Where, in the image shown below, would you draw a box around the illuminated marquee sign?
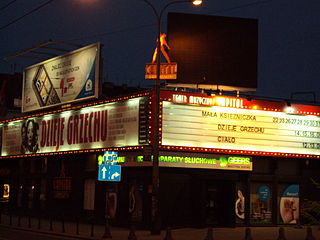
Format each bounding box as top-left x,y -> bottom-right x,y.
145,63 -> 177,80
96,152 -> 252,171
158,153 -> 252,171
172,93 -> 244,108
161,92 -> 320,157
1,97 -> 143,156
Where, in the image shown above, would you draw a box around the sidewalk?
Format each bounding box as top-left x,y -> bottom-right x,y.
0,214 -> 319,240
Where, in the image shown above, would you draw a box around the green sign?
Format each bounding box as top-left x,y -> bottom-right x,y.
97,153 -> 252,171
158,155 -> 251,170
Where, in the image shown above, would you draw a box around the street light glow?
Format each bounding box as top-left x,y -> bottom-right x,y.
192,0 -> 202,5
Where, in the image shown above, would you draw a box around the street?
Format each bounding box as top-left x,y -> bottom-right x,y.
0,226 -> 81,240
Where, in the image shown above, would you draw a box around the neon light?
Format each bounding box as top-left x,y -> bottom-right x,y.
98,155 -> 104,165
117,157 -> 125,163
137,156 -> 144,162
228,156 -> 251,165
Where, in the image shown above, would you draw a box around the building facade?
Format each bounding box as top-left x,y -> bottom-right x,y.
0,90 -> 320,228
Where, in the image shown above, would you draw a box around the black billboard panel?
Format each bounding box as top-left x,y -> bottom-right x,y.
167,13 -> 258,91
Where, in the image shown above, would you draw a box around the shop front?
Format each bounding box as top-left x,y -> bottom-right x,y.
0,90 -> 320,228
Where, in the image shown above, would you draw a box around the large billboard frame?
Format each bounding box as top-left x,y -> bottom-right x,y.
167,12 -> 258,92
0,91 -> 151,158
22,43 -> 101,113
159,91 -> 320,159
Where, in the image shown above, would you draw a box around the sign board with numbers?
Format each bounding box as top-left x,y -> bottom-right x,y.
160,91 -> 320,158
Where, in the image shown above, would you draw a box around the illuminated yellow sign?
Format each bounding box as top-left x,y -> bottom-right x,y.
159,155 -> 252,171
172,94 -> 244,108
162,101 -> 320,156
3,184 -> 9,198
145,63 -> 177,80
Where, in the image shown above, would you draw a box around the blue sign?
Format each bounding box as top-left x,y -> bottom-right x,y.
282,184 -> 299,198
258,186 -> 271,201
98,151 -> 121,181
98,164 -> 121,182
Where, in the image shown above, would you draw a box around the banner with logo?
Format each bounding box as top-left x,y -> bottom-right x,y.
250,184 -> 272,224
279,184 -> 299,224
22,43 -> 100,113
1,97 -> 142,156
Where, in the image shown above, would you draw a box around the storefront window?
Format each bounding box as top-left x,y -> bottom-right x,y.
235,183 -> 246,224
250,183 -> 272,224
278,184 -> 299,224
129,182 -> 143,223
40,178 -> 46,210
83,179 -> 95,210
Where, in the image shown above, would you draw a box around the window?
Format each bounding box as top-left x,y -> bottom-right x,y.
83,179 -> 95,210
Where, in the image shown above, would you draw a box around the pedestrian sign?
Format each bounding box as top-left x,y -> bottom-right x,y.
98,164 -> 121,181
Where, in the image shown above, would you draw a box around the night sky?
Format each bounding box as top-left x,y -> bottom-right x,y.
0,0 -> 319,101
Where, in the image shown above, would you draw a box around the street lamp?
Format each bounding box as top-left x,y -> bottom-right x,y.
140,0 -> 202,234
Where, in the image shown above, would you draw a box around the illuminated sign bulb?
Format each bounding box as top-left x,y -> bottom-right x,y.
284,106 -> 295,113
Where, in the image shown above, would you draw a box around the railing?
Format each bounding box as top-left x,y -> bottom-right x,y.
0,211 -> 318,240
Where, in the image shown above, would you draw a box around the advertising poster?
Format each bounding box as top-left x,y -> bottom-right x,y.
128,182 -> 143,223
1,97 -> 142,156
0,124 -> 2,155
250,184 -> 272,224
3,184 -> 9,198
279,184 -> 299,224
106,192 -> 117,219
22,43 -> 100,113
235,183 -> 246,224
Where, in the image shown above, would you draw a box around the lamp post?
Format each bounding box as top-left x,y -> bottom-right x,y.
140,0 -> 202,234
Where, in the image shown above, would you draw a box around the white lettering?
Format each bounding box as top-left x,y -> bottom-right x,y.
173,94 -> 187,104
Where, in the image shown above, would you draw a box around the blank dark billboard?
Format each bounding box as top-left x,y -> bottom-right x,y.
167,13 -> 258,90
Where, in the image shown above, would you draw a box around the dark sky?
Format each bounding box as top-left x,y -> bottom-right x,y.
0,0 -> 319,101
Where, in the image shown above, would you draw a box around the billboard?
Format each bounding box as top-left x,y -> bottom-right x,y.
22,43 -> 100,113
161,91 -> 320,157
1,97 -> 144,156
167,13 -> 258,91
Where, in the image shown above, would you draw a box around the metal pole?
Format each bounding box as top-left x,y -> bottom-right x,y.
102,189 -> 112,239
28,215 -> 31,228
90,220 -> 94,237
50,216 -> 53,231
38,215 -> 41,229
140,0 -> 201,235
151,16 -> 161,235
61,214 -> 65,233
76,217 -> 79,235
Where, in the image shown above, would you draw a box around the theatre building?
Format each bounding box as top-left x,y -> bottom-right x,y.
0,90 -> 320,228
